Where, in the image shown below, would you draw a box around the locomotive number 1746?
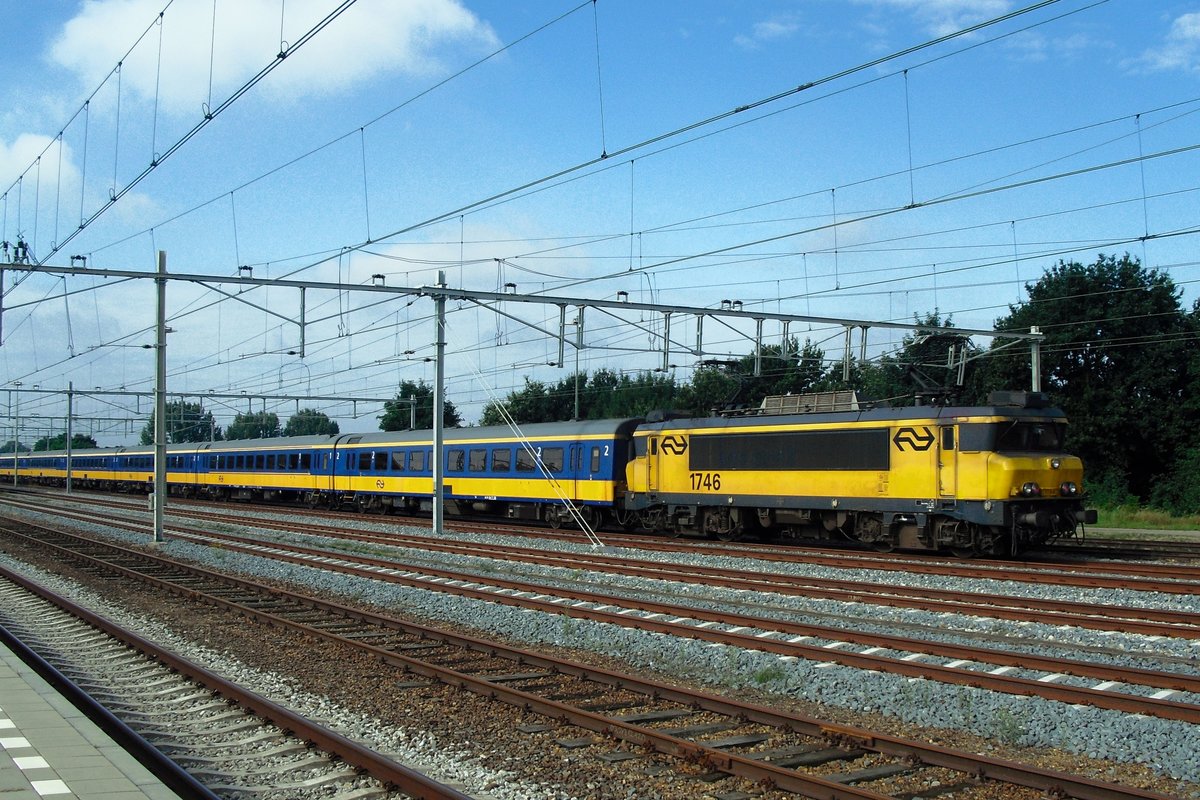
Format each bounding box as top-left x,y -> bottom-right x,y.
689,472 -> 721,491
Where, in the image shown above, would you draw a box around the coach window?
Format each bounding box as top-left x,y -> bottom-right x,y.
357,451 -> 371,471
516,449 -> 537,472
447,449 -> 465,472
542,447 -> 564,473
255,454 -> 265,470
491,448 -> 511,472
267,453 -> 277,470
391,451 -> 405,471
373,451 -> 388,471
469,448 -> 487,472
409,450 -> 425,472
287,453 -> 298,470
590,446 -> 601,473
301,453 -> 312,470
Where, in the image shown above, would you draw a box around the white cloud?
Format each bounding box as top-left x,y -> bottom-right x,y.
49,0 -> 499,117
735,13 -> 802,49
1129,11 -> 1200,73
1,133 -> 82,252
859,0 -> 1013,38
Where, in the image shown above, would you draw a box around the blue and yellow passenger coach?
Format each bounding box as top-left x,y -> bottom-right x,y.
6,419 -> 641,530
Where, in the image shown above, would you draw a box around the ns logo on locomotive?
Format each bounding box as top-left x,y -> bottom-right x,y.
8,389 -> 1096,557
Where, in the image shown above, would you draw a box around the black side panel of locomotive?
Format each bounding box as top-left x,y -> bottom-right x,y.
689,429 -> 890,471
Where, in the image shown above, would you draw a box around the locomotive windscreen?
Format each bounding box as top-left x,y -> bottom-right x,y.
689,429 -> 889,471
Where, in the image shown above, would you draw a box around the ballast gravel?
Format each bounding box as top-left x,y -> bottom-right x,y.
6,501 -> 1200,792
0,552 -> 540,800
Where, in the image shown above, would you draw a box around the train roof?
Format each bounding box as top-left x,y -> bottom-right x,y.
640,403 -> 1068,432
333,418 -> 643,446
197,435 -> 337,451
24,419 -> 645,459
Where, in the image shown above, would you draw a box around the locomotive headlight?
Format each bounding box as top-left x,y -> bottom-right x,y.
1050,458 -> 1061,469
1059,481 -> 1078,496
1020,481 -> 1041,497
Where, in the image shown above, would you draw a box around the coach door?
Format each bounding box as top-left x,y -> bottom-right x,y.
567,443 -> 583,500
938,425 -> 957,499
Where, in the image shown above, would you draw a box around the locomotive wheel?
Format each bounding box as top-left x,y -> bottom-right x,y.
702,508 -> 741,542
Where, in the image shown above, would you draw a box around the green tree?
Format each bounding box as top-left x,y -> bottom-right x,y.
33,433 -> 99,451
480,370 -> 680,425
848,313 -> 974,405
283,408 -> 340,436
675,338 -> 831,415
379,380 -> 461,431
0,440 -> 29,453
140,401 -> 221,444
225,411 -> 281,441
979,253 -> 1192,502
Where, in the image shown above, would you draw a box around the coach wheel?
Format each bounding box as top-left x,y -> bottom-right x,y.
577,505 -> 601,531
542,505 -> 562,530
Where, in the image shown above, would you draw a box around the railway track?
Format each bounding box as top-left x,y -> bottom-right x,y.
13,485 -> 1200,585
3,493 -> 1198,721
1041,535 -> 1200,561
0,513 -> 1178,800
0,566 -> 473,800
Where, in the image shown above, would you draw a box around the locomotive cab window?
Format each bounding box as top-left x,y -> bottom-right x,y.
962,421 -> 1067,453
941,427 -> 955,451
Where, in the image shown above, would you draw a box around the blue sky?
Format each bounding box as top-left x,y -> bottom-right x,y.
1,0 -> 1198,442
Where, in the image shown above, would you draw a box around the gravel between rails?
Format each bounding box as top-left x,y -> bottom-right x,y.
3,500 -> 1199,797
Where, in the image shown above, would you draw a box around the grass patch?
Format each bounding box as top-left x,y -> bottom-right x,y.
1095,505 -> 1200,534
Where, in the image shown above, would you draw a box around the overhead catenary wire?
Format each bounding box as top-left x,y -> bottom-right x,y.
9,0 -> 1200,431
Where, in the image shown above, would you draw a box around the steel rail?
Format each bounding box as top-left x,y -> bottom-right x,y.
25,492 -> 1195,636
0,519 -> 1174,800
0,563 -> 473,800
0,621 -> 222,800
3,502 -> 1197,718
155,521 -> 1200,724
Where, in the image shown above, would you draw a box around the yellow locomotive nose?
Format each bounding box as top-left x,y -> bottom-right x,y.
990,453 -> 1085,499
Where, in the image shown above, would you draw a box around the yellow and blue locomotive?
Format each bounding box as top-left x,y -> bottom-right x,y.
621,390 -> 1096,555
